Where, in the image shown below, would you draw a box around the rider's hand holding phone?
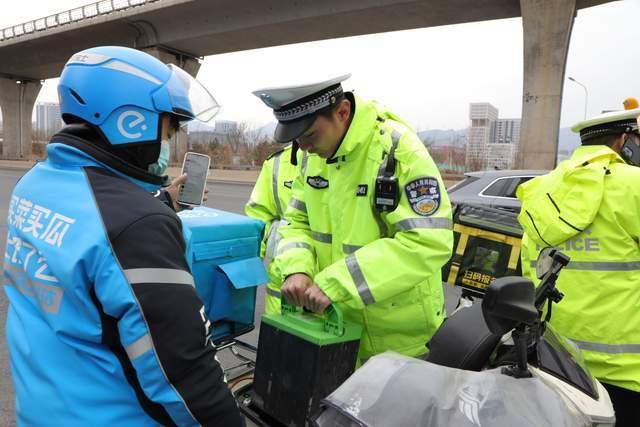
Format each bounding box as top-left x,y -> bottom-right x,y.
177,152 -> 211,207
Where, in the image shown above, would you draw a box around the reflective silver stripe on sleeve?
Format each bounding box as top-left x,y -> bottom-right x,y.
311,231 -> 332,243
529,260 -> 640,271
277,241 -> 313,255
264,220 -> 285,261
301,152 -> 309,175
569,338 -> 640,355
125,334 -> 153,360
289,198 -> 307,213
265,287 -> 282,299
346,254 -> 375,305
342,244 -> 362,254
124,268 -> 194,286
272,152 -> 284,218
395,217 -> 453,232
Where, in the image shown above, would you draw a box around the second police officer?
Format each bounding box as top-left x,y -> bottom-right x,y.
518,106 -> 640,426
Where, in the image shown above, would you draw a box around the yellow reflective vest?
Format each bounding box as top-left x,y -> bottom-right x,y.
245,144 -> 297,315
518,145 -> 640,392
271,95 -> 453,361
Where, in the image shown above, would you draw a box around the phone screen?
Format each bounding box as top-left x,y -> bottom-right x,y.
178,153 -> 210,206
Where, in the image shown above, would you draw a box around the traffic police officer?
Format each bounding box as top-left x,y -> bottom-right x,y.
518,107 -> 640,426
245,143 -> 298,314
253,74 -> 453,362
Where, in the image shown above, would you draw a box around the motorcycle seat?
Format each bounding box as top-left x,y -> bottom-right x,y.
425,302 -> 501,371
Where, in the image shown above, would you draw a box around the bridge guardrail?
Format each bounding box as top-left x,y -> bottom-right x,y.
0,0 -> 161,42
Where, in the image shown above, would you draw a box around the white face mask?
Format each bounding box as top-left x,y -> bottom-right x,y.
148,140 -> 170,176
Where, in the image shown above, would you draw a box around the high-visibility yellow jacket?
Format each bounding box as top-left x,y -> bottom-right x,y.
271,95 -> 453,361
245,144 -> 297,315
518,145 -> 640,392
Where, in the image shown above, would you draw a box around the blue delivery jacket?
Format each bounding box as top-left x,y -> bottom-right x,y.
2,125 -> 243,426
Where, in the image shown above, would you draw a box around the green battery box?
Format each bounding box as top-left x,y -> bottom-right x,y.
251,303 -> 362,426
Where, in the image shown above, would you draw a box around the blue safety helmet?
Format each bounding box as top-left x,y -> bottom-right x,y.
58,46 -> 219,146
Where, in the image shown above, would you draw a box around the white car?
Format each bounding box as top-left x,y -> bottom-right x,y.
448,170 -> 547,212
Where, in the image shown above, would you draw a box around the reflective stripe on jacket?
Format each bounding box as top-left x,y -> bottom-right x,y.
519,145 -> 640,392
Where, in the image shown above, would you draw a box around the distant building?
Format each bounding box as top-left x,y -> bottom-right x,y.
214,120 -> 238,135
466,103 -> 498,170
188,120 -> 240,147
487,118 -> 521,169
466,103 -> 521,170
494,118 -> 521,145
486,143 -> 515,170
35,102 -> 62,139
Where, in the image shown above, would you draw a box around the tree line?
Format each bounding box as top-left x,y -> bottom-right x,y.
26,122 -> 468,174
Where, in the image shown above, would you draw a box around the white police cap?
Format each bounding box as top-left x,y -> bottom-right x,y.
571,107 -> 640,142
252,74 -> 351,142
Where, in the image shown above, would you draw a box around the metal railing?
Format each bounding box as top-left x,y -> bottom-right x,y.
0,0 -> 161,42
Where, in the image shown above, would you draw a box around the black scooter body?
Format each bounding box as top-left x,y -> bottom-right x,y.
426,300 -> 598,400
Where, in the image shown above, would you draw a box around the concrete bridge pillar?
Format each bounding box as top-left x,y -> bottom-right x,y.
516,0 -> 576,170
0,78 -> 42,160
143,47 -> 202,165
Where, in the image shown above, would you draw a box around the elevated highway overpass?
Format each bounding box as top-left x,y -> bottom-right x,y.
0,0 -> 618,167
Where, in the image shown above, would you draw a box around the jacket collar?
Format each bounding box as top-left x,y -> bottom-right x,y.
571,144 -> 624,163
327,94 -> 379,162
47,130 -> 163,193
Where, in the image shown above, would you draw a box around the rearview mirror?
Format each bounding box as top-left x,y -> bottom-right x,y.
482,277 -> 538,335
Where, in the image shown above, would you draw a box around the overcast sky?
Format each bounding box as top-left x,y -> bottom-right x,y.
1,0 -> 638,131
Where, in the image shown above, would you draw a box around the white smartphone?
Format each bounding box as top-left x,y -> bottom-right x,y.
177,152 -> 211,207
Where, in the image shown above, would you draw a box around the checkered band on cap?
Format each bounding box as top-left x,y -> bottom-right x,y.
274,85 -> 343,122
580,119 -> 638,141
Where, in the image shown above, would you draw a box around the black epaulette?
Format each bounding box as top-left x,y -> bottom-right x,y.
266,143 -> 292,161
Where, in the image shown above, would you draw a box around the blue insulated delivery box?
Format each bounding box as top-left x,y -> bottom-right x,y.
179,207 -> 268,343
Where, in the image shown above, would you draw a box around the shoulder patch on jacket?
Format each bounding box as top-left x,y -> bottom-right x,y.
405,177 -> 440,216
307,176 -> 329,189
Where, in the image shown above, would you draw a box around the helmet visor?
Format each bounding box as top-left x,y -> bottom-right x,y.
164,64 -> 220,123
